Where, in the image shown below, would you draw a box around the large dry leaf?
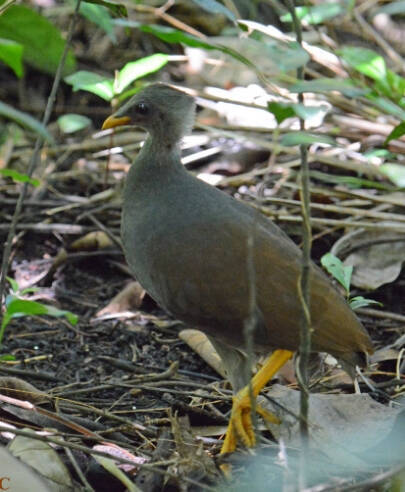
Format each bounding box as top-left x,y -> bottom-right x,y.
96,281 -> 145,317
263,385 -> 404,465
0,446 -> 53,492
8,432 -> 74,491
69,231 -> 113,251
0,377 -> 49,405
331,225 -> 405,289
179,328 -> 225,377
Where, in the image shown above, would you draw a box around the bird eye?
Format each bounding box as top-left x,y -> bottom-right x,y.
136,102 -> 148,115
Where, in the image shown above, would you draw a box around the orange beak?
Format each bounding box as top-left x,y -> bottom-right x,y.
102,115 -> 131,130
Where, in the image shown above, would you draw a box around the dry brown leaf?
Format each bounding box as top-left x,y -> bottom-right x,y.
97,281 -> 145,317
179,329 -> 226,378
0,447 -> 53,492
331,225 -> 405,289
263,384 -> 403,463
0,377 -> 49,405
69,231 -> 113,251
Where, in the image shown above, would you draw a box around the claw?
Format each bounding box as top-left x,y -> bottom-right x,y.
219,349 -> 293,457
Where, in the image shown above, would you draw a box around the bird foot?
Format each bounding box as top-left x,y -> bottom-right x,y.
220,386 -> 280,455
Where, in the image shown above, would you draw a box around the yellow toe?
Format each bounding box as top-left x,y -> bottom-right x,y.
219,349 -> 293,458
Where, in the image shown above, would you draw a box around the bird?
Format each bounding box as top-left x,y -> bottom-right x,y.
102,83 -> 373,455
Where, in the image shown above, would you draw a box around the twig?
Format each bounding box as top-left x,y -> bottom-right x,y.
285,0 -> 312,488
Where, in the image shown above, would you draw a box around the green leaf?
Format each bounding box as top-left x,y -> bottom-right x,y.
290,78 -> 367,98
264,40 -> 309,73
385,69 -> 405,100
191,0 -> 236,21
5,298 -> 76,321
116,53 -> 169,94
82,0 -> 127,18
134,23 -> 217,49
384,121 -> 405,146
364,148 -> 393,160
280,131 -> 336,147
0,298 -> 77,345
349,296 -> 382,310
65,71 -> 114,101
0,101 -> 54,143
57,114 -> 91,134
0,38 -> 24,77
0,169 -> 40,186
20,287 -> 41,295
294,105 -> 328,121
267,102 -> 326,125
80,3 -> 116,42
379,163 -> 405,187
267,102 -> 295,125
281,3 -> 346,25
340,46 -> 387,84
0,354 -> 16,361
309,170 -> 393,190
2,297 -> 77,329
6,277 -> 19,293
120,22 -> 260,72
321,253 -> 352,295
368,95 -> 405,120
0,5 -> 76,76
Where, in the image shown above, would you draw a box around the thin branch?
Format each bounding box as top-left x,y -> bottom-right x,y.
285,0 -> 312,488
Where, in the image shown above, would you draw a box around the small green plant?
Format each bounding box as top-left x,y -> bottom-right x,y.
0,278 -> 78,353
321,253 -> 381,310
64,53 -> 169,103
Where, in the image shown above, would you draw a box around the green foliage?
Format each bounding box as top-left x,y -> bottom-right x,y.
118,22 -> 308,75
191,0 -> 236,22
267,102 -> 296,125
0,5 -> 76,76
281,3 -> 347,25
280,132 -> 336,147
82,0 -> 127,18
384,122 -> 405,146
340,46 -> 405,104
65,71 -> 114,101
341,46 -> 388,83
0,169 -> 40,186
349,296 -> 382,310
321,253 -> 352,295
0,278 -> 78,348
309,170 -> 394,191
379,163 -> 405,187
268,101 -> 328,125
65,53 -> 169,101
135,23 -> 221,50
80,3 -> 116,42
290,78 -> 367,98
0,38 -> 23,77
57,114 -> 91,134
321,253 -> 380,309
0,102 -> 54,143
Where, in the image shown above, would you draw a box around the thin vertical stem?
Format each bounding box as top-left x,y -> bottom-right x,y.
285,0 -> 312,487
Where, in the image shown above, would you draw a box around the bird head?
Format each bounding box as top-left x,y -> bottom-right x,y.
102,83 -> 195,147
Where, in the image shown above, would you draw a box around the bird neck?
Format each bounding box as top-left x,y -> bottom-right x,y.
141,135 -> 182,166
124,134 -> 186,204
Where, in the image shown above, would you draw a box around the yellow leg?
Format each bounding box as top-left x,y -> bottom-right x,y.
220,349 -> 293,455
